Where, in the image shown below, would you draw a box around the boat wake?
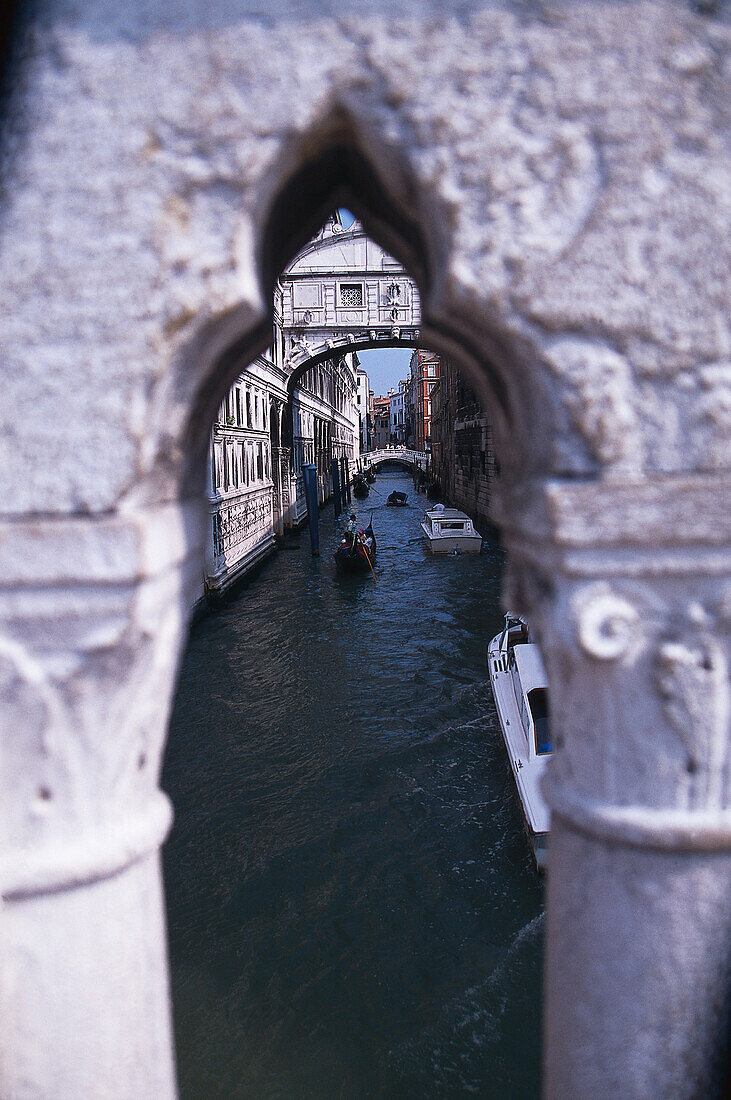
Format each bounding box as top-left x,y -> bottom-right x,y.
387,912 -> 545,1096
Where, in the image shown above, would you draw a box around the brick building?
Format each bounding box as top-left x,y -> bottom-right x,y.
408,349 -> 440,450
430,359 -> 496,537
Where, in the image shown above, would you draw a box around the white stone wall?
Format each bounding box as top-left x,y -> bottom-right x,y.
0,2 -> 728,1097
205,353 -> 286,597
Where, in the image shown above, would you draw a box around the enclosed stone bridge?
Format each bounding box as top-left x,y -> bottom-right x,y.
277,213 -> 421,391
358,447 -> 428,475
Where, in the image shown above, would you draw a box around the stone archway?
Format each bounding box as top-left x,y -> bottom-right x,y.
1,4 -> 728,1098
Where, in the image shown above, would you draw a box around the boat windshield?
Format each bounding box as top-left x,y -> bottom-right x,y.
439,521 -> 466,530
528,688 -> 552,754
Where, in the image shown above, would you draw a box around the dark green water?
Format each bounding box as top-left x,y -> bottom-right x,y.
162,468 -> 544,1099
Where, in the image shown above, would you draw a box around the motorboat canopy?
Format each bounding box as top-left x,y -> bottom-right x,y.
420,506 -> 482,554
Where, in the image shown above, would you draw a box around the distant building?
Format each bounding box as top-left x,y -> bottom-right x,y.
389,379 -> 409,443
409,349 -> 440,450
372,392 -> 392,449
356,366 -> 371,452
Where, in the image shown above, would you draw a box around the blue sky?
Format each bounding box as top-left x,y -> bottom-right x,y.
357,348 -> 413,398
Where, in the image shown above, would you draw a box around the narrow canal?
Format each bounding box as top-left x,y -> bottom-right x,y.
162,467 -> 544,1098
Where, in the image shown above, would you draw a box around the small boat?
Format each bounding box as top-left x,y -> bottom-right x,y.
334,522 -> 377,575
353,474 -> 370,498
366,468 -> 376,483
487,614 -> 551,870
420,505 -> 482,554
386,491 -> 408,507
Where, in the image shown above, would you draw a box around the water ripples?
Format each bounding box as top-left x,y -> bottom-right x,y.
163,471 -> 544,1098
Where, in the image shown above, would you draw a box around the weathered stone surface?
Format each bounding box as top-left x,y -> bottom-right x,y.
0,1 -> 728,1097
1,1 -> 728,513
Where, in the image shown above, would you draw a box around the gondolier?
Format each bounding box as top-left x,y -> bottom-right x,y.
344,512 -> 360,547
334,513 -> 377,577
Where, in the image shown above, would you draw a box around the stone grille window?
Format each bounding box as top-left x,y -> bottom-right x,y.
339,283 -> 364,307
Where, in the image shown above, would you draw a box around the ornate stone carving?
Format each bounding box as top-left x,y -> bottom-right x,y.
543,338 -> 643,473
0,632 -> 174,899
656,603 -> 728,806
0,634 -> 69,844
574,584 -> 641,662
292,333 -> 311,356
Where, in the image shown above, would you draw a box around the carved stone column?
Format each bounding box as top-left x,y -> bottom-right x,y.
0,501 -> 205,1098
498,473 -> 731,1099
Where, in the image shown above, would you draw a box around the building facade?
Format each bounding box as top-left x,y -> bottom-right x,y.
205,353 -> 287,600
371,393 -> 392,449
409,349 -> 441,451
356,366 -> 371,452
276,212 -> 421,376
430,359 -> 496,537
389,380 -> 408,443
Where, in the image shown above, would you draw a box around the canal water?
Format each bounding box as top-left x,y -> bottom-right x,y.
162,467 -> 544,1099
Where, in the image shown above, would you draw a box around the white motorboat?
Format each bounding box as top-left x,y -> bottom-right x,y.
487,614 -> 552,869
420,506 -> 483,554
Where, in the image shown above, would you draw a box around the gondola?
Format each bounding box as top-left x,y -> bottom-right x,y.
334,521 -> 377,575
386,490 -> 408,506
353,474 -> 370,498
365,468 -> 376,482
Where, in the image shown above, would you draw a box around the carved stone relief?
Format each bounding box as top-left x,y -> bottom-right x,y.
573,584 -> 643,664
0,634 -> 71,853
542,338 -> 644,474
656,603 -> 729,809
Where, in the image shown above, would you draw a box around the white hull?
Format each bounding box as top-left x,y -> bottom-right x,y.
487,629 -> 550,870
420,523 -> 483,554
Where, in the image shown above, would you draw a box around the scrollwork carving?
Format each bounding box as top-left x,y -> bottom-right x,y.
574,584 -> 640,662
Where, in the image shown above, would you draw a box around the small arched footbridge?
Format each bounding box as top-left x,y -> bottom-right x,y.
357,447 -> 428,475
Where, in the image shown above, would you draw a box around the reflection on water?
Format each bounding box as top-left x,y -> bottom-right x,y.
162,469 -> 544,1098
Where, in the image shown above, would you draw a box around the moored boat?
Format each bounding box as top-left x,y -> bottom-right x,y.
365,468 -> 376,483
334,521 -> 377,575
386,491 -> 408,506
487,614 -> 551,869
420,505 -> 482,554
353,474 -> 370,498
